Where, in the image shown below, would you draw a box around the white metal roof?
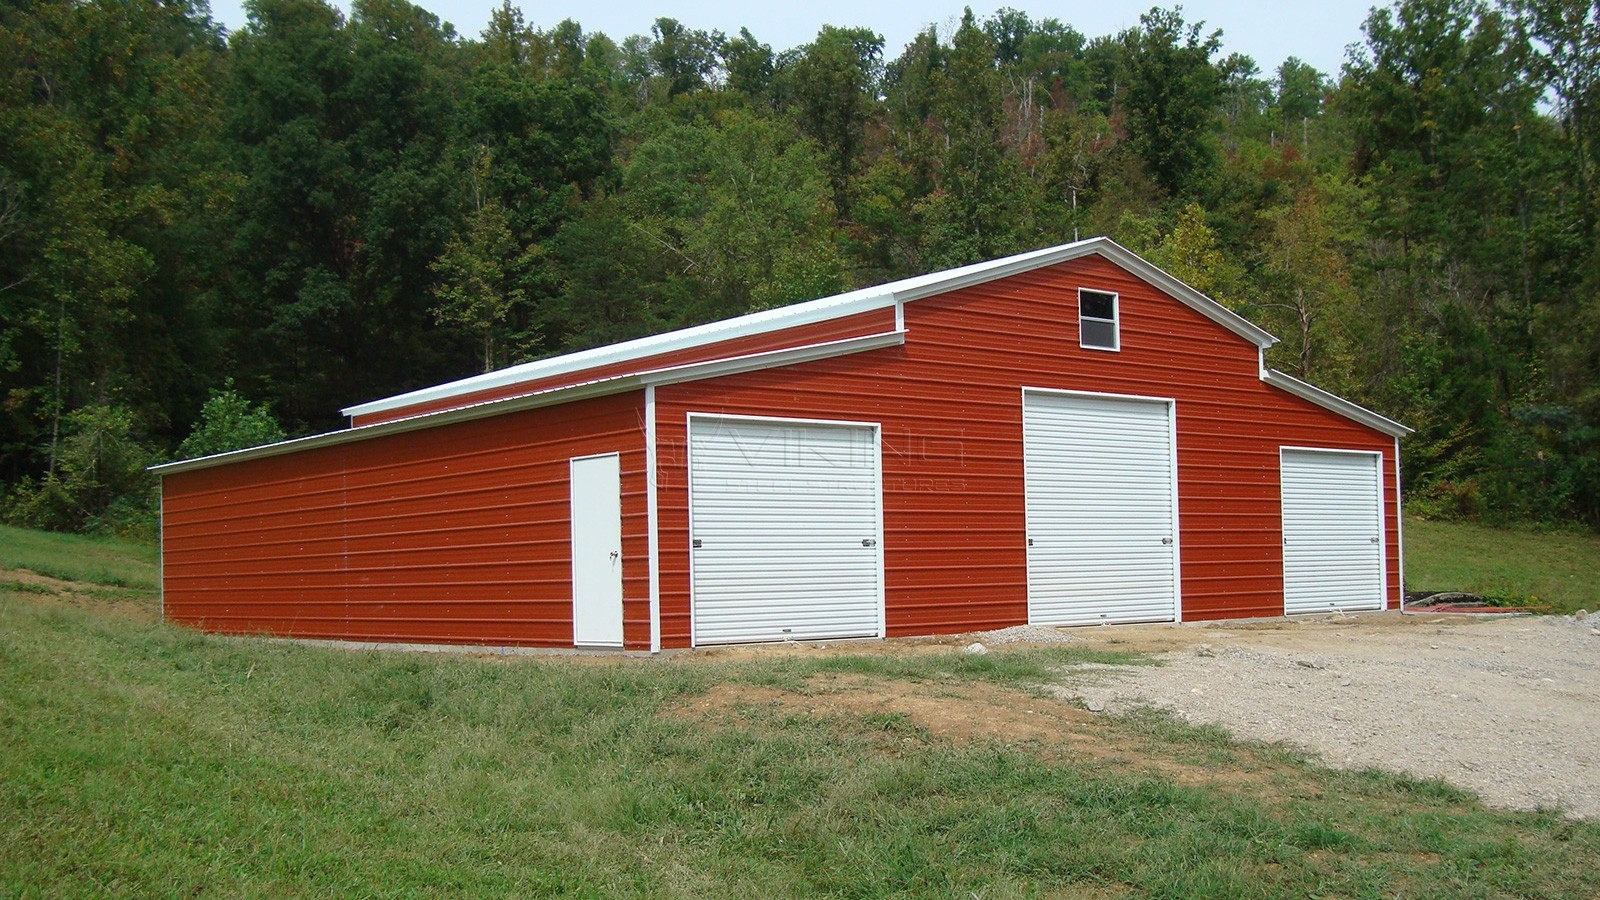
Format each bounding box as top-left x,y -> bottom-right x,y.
341,237 -> 1279,419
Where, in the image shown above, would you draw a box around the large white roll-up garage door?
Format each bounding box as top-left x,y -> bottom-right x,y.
689,416 -> 883,645
1280,448 -> 1385,614
1023,390 -> 1179,625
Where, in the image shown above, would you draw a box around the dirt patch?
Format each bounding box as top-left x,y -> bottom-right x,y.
671,672 -> 1295,795
679,673 -> 1097,743
0,567 -> 159,624
1056,611 -> 1600,819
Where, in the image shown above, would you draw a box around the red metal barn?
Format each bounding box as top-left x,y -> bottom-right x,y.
154,238 -> 1409,651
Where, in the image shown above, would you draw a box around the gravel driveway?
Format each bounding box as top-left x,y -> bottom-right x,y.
1052,611 -> 1600,819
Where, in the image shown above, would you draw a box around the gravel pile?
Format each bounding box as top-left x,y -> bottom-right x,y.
1055,614 -> 1600,819
974,624 -> 1086,645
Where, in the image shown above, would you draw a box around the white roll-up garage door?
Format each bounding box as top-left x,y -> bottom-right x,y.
689,416 -> 883,645
1023,390 -> 1179,625
1280,448 -> 1385,614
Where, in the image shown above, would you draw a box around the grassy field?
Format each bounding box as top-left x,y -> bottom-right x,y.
1403,516 -> 1600,612
3,525 -> 1599,896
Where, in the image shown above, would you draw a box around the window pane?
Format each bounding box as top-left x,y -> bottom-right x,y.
1082,318 -> 1117,349
1081,291 -> 1115,321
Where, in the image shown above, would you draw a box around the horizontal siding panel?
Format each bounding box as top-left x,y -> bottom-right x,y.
162,391 -> 650,649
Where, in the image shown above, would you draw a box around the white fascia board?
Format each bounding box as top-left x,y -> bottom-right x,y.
153,330 -> 906,476
1262,368 -> 1412,438
342,291 -> 899,418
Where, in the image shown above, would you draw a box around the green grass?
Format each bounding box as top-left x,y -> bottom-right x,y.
1404,515 -> 1600,613
3,524 -> 1598,896
0,523 -> 158,591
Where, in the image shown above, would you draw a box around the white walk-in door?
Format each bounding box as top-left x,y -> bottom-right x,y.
1024,390 -> 1179,625
571,453 -> 624,647
1281,448 -> 1385,614
689,416 -> 883,645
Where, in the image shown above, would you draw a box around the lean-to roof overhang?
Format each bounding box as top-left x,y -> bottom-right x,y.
153,329 -> 906,475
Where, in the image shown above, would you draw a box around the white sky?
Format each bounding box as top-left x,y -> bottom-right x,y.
205,0 -> 1385,78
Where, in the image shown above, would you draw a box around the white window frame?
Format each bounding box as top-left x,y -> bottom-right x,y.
1077,287 -> 1120,352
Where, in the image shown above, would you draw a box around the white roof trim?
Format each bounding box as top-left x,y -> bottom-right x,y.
1262,368 -> 1411,437
342,291 -> 898,418
154,330 -> 906,476
343,236 -> 1277,419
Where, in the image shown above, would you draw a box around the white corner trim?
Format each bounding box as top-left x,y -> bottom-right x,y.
1394,435 -> 1406,611
151,330 -> 906,476
1262,369 -> 1411,438
645,384 -> 661,654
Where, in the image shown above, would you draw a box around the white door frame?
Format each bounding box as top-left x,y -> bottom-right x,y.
685,412 -> 886,647
571,452 -> 624,648
1278,445 -> 1387,614
1020,386 -> 1183,625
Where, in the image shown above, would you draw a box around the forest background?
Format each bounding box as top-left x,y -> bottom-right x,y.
1,0 -> 1597,536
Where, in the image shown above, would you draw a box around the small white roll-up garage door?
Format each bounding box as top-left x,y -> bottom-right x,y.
1281,448 -> 1385,614
1023,390 -> 1179,625
689,416 -> 883,645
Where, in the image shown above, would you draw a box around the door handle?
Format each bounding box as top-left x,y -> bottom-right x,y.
1161,537 -> 1173,545
609,550 -> 620,560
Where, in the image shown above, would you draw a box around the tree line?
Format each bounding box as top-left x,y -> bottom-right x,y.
1,0 -> 1597,534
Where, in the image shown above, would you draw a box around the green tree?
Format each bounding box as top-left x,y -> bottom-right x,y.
919,9 -> 1033,268
224,0 -> 464,429
612,110 -> 845,325
780,25 -> 883,212
0,0 -> 230,484
177,381 -> 289,460
1255,180 -> 1361,381
430,150 -> 541,372
1120,7 -> 1222,197
5,403 -> 159,535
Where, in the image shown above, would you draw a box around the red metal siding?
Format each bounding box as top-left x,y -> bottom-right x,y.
351,306 -> 898,426
653,255 -> 1400,647
162,391 -> 650,648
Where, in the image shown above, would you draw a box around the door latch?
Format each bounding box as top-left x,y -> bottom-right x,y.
1161,537 -> 1173,545
1027,538 -> 1035,547
862,538 -> 877,548
692,539 -> 702,548
1370,536 -> 1380,544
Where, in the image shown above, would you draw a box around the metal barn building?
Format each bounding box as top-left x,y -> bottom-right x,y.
154,238 -> 1409,651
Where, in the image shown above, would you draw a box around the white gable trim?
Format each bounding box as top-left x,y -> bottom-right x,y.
1262,368 -> 1411,438
343,237 -> 1277,420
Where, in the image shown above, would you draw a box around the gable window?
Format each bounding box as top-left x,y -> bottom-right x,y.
1079,288 -> 1119,351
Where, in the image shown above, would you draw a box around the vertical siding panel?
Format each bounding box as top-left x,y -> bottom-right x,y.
162,391 -> 649,649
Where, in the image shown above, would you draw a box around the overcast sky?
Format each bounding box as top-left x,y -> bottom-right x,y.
205,0 -> 1385,79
